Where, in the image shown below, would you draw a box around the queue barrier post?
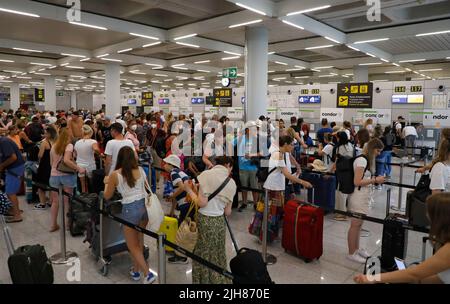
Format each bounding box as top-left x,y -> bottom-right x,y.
391,161 -> 405,212
385,187 -> 391,217
262,189 -> 277,265
157,233 -> 167,284
50,185 -> 78,264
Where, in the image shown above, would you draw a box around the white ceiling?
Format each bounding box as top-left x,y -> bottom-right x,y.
0,0 -> 449,91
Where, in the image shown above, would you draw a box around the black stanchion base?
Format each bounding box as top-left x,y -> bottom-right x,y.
50,251 -> 78,265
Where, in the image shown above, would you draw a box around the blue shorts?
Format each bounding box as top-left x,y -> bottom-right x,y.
120,198 -> 148,226
49,174 -> 77,189
5,164 -> 25,195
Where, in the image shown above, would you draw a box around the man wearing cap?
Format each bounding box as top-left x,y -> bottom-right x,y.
68,110 -> 83,141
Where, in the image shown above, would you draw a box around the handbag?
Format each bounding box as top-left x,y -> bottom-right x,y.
0,191 -> 12,215
144,179 -> 164,232
175,202 -> 198,257
56,151 -> 77,174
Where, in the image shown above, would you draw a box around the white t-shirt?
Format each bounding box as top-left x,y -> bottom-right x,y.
74,139 -> 97,169
337,143 -> 354,158
199,196 -> 226,217
344,129 -> 351,141
430,162 -> 450,192
403,126 -> 418,138
116,167 -> 147,205
395,122 -> 402,131
105,139 -> 135,174
263,150 -> 286,191
354,156 -> 372,181
322,143 -> 335,169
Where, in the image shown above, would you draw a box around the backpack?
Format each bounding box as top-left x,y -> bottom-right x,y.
411,164 -> 436,202
256,151 -> 286,183
154,135 -> 168,159
335,149 -> 369,194
385,132 -> 396,147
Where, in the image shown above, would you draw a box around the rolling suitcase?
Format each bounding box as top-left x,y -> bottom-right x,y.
301,171 -> 336,212
158,216 -> 178,252
380,214 -> 408,271
282,189 -> 324,262
225,216 -> 273,284
1,215 -> 54,284
405,190 -> 430,228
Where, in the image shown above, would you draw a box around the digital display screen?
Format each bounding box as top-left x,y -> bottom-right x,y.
191,97 -> 205,104
158,98 -> 170,105
127,99 -> 137,105
299,95 -> 321,104
392,94 -> 423,104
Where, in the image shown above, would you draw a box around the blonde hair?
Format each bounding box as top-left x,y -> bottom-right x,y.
363,138 -> 384,174
54,127 -> 71,155
82,124 -> 93,136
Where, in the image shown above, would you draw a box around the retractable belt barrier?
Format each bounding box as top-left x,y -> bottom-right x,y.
32,181 -> 238,283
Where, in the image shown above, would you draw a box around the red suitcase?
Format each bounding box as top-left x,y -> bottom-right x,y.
282,194 -> 324,262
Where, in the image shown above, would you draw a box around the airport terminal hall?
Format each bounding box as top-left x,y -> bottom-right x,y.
1,0 -> 450,288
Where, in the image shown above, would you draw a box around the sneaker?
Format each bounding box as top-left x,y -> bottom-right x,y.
33,203 -> 47,210
168,255 -> 188,264
347,252 -> 366,264
143,271 -> 157,284
357,248 -> 370,259
333,214 -> 347,221
129,267 -> 141,281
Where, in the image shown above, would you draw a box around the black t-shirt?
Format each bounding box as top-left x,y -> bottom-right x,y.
291,125 -> 301,133
0,137 -> 25,169
101,126 -> 112,149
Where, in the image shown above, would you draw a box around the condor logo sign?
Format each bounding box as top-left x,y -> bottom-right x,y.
433,115 -> 448,119
423,110 -> 450,127
320,108 -> 344,122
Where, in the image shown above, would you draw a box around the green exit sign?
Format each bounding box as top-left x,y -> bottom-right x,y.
223,67 -> 238,79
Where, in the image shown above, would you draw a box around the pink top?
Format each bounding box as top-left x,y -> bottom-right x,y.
50,143 -> 74,176
125,131 -> 140,149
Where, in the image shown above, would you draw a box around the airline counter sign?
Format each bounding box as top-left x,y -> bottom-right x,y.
320,108 -> 344,123
337,82 -> 373,108
422,110 -> 450,127
357,109 -> 391,125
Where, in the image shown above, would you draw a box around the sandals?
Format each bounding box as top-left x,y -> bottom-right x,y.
49,225 -> 60,232
5,217 -> 23,223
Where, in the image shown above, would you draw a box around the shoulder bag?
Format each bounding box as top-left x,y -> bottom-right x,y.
144,175 -> 164,232
56,149 -> 77,174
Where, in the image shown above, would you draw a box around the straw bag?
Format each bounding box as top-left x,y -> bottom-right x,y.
175,202 -> 198,257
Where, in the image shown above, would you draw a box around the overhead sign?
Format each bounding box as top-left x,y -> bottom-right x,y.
301,89 -> 309,94
141,92 -> 153,106
337,82 -> 373,108
223,67 -> 237,79
206,96 -> 218,106
410,85 -> 422,93
35,88 -> 44,102
277,108 -> 300,121
311,89 -> 320,95
356,109 -> 392,125
213,88 -> 232,107
422,109 -> 450,127
394,86 -> 406,93
320,108 -> 344,123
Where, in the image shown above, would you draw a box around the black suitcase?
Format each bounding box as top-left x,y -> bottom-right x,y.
69,193 -> 98,237
225,217 -> 273,284
406,191 -> 430,228
381,214 -> 408,271
8,244 -> 54,284
91,169 -> 105,194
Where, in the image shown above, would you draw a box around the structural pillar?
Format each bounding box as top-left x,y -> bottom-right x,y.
353,66 -> 369,83
244,26 -> 268,122
44,76 -> 56,111
105,63 -> 121,118
70,90 -> 77,109
10,83 -> 20,110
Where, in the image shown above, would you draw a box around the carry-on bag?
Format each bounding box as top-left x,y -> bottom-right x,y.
282,188 -> 324,262
301,171 -> 336,212
380,214 -> 408,271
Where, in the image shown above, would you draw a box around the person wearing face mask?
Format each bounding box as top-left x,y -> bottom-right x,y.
146,116 -> 166,182
125,119 -> 141,152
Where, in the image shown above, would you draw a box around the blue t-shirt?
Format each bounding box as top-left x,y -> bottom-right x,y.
316,127 -> 333,144
233,136 -> 258,171
0,137 -> 25,169
170,168 -> 190,205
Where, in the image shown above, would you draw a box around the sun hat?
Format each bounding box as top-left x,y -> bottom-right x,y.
163,154 -> 181,169
311,159 -> 328,172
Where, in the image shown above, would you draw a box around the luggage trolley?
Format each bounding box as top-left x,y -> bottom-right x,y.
89,192 -> 149,276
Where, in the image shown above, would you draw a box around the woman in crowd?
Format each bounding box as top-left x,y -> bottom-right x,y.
301,123 -> 314,147
125,119 -> 141,152
363,118 -> 374,136
378,126 -> 395,178
49,127 -> 86,232
192,156 -> 237,284
417,128 -> 450,174
7,125 -> 23,151
355,128 -> 370,155
34,126 -> 58,209
429,138 -> 450,194
347,138 -> 385,263
355,192 -> 450,284
103,146 -> 156,284
74,125 -> 100,193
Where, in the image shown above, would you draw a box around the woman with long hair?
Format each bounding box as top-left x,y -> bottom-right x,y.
355,192 -> 450,284
355,128 -> 370,155
346,138 -> 385,263
429,138 -> 450,194
103,146 -> 156,284
49,127 -> 86,232
34,126 -> 58,209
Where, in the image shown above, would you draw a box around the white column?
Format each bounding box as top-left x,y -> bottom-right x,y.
10,83 -> 20,110
353,66 -> 369,82
105,63 -> 121,118
244,26 -> 268,122
70,90 -> 77,109
44,76 -> 56,111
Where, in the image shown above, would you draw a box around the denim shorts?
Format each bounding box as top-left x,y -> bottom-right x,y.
49,174 -> 77,189
5,164 -> 25,195
120,198 -> 148,226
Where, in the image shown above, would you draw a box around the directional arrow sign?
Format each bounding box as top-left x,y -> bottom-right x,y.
223,67 -> 238,79
229,67 -> 237,78
342,86 -> 349,93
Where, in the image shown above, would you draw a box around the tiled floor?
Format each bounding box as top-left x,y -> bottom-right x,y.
0,160 -> 431,284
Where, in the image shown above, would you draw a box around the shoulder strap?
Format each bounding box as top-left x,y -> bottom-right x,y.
208,176 -> 231,201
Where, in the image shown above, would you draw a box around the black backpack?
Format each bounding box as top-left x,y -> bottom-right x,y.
336,149 -> 369,194
411,165 -> 435,202
230,248 -> 273,284
155,135 -> 168,159
256,151 -> 285,183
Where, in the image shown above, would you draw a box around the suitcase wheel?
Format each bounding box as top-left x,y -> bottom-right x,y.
99,265 -> 109,276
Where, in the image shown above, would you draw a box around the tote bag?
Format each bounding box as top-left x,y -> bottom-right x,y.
144,180 -> 164,232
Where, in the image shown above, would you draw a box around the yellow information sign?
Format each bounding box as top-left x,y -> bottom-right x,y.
338,96 -> 349,106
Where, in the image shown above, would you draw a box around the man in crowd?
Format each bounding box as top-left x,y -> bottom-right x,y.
67,110 -> 83,141
104,123 -> 136,175
316,118 -> 333,145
